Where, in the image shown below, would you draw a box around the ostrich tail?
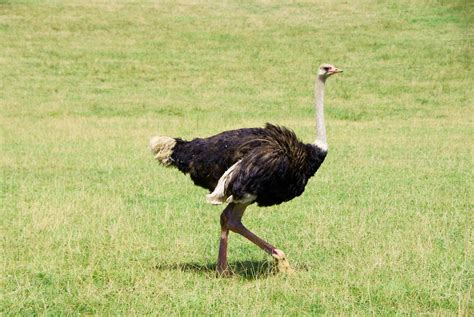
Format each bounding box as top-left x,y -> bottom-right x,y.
149,136 -> 177,166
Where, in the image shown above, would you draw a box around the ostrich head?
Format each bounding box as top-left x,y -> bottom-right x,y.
318,64 -> 343,79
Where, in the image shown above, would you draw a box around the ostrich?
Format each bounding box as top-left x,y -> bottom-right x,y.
149,64 -> 342,275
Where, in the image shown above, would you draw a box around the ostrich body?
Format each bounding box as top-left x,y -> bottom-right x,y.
150,64 -> 342,275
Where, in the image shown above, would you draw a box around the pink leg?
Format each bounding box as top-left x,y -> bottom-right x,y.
216,204 -> 232,276
227,205 -> 276,254
216,228 -> 230,275
224,203 -> 294,273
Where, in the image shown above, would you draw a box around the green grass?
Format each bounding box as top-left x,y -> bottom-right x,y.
1,0 -> 472,315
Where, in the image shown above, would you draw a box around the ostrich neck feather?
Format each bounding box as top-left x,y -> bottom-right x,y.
314,75 -> 327,152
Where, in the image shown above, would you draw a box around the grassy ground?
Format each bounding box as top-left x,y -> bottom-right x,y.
1,0 -> 472,315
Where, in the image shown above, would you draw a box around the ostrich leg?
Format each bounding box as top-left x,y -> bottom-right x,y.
225,203 -> 294,273
216,204 -> 233,276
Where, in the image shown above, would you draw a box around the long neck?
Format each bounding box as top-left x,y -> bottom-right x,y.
314,75 -> 328,152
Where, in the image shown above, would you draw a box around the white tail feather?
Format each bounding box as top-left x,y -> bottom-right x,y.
149,136 -> 176,166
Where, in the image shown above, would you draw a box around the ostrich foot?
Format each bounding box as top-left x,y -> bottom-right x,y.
216,266 -> 232,278
272,249 -> 295,274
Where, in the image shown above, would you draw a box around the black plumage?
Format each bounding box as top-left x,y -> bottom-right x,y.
170,123 -> 327,206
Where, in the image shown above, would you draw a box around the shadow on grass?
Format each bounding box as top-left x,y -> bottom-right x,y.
155,260 -> 282,279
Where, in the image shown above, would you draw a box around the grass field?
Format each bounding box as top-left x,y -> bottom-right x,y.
1,0 -> 473,315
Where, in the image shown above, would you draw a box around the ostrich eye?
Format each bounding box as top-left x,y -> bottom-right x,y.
322,67 -> 330,72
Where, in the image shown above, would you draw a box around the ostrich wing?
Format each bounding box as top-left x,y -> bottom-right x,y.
226,144 -> 310,207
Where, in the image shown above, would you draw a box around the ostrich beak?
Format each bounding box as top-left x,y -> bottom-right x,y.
331,68 -> 343,74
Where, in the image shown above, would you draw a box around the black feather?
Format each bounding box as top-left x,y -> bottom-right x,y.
169,123 -> 326,207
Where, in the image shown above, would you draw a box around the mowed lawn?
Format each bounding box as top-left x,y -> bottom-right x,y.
1,0 -> 472,315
